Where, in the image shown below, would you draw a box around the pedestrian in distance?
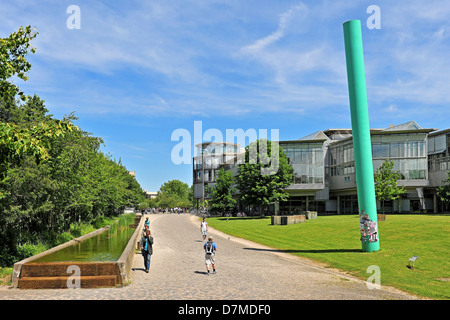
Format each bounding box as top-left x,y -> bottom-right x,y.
140,229 -> 154,273
200,217 -> 208,241
204,236 -> 217,275
142,224 -> 149,238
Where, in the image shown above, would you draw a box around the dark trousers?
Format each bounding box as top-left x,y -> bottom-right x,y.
143,251 -> 151,271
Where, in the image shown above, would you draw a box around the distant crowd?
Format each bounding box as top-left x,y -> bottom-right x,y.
136,207 -> 251,217
143,207 -> 189,214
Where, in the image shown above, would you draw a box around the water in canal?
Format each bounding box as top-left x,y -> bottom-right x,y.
31,225 -> 137,263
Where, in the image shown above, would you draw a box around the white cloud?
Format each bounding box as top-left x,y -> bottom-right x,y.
1,0 -> 450,127
241,3 -> 307,54
385,104 -> 398,112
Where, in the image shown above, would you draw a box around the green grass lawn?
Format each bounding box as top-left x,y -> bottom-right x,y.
206,214 -> 450,300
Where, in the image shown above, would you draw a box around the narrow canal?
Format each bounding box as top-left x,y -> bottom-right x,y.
30,225 -> 137,263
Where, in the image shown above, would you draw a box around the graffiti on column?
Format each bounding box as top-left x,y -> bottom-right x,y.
360,213 -> 378,244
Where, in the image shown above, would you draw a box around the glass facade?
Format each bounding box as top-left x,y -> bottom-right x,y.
372,133 -> 428,180
196,143 -> 240,156
192,123 -> 449,213
329,140 -> 355,177
428,133 -> 450,172
329,133 -> 428,180
193,143 -> 242,183
280,143 -> 324,184
279,196 -> 325,215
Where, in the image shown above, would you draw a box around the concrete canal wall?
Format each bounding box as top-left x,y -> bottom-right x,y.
12,214 -> 143,289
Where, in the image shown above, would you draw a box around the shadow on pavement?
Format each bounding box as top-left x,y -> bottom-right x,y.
243,247 -> 361,254
194,271 -> 209,275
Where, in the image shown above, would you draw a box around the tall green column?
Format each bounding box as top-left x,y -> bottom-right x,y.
343,20 -> 380,252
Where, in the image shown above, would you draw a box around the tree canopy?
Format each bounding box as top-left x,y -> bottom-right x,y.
153,179 -> 192,209
207,168 -> 236,215
236,139 -> 294,212
0,27 -> 146,266
0,25 -> 37,106
436,171 -> 450,212
374,159 -> 406,214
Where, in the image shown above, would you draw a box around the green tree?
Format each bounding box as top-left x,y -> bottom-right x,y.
156,179 -> 192,208
158,180 -> 192,208
0,27 -> 147,266
0,26 -> 74,180
436,171 -> 450,212
154,191 -> 179,209
236,139 -> 294,214
207,168 -> 237,216
0,120 -> 74,179
159,179 -> 191,199
374,159 -> 406,214
1,25 -> 38,113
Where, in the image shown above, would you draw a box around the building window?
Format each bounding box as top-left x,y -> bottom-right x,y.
281,143 -> 324,184
372,143 -> 390,158
390,143 -> 399,157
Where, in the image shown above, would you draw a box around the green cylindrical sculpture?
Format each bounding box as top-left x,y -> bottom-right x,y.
343,20 -> 380,252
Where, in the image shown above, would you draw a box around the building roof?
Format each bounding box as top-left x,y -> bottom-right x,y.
279,131 -> 330,145
319,121 -> 437,146
429,128 -> 450,137
323,128 -> 352,134
322,121 -> 428,136
195,142 -> 240,147
374,121 -> 436,135
383,120 -> 421,131
298,130 -> 330,141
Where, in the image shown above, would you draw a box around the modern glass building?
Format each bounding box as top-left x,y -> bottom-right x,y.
427,128 -> 450,212
277,121 -> 447,214
327,121 -> 432,214
193,121 -> 449,214
278,121 -> 449,214
192,142 -> 243,208
279,131 -> 329,214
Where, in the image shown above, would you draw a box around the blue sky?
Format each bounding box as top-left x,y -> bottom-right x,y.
1,0 -> 450,192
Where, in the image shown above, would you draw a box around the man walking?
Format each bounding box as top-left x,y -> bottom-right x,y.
200,217 -> 208,241
203,236 -> 217,275
140,229 -> 154,273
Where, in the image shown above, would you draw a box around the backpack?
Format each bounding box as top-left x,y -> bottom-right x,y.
205,241 -> 214,254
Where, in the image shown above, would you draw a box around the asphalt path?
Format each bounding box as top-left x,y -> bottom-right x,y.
0,214 -> 419,300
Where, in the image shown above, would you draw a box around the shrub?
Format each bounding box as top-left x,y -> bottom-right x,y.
55,232 -> 73,245
70,223 -> 95,238
118,213 -> 135,228
93,216 -> 109,229
16,242 -> 48,261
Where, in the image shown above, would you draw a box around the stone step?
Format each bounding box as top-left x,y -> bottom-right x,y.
18,275 -> 118,289
21,262 -> 119,278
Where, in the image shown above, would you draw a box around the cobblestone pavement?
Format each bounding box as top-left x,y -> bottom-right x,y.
0,214 -> 420,300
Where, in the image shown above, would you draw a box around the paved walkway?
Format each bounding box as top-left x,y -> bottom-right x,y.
0,214 -> 419,300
